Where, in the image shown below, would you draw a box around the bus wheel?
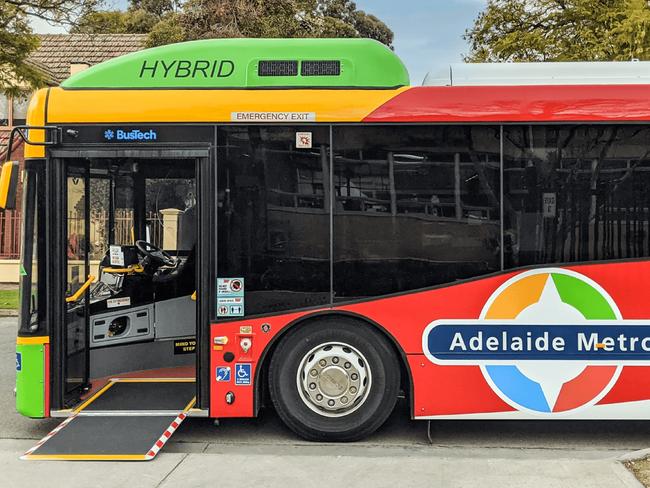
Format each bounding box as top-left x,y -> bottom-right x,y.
268,317 -> 400,442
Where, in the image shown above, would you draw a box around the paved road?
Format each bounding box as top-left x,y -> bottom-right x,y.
0,317 -> 645,487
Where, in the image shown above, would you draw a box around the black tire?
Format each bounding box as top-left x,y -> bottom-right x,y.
268,316 -> 400,442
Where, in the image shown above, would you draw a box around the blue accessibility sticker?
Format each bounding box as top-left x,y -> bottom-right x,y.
235,363 -> 251,386
216,366 -> 231,382
16,352 -> 22,372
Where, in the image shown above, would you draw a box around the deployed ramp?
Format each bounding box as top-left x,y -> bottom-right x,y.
22,379 -> 195,461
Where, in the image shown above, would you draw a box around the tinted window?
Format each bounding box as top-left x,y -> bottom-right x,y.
504,125 -> 650,267
217,126 -> 330,316
332,126 -> 501,300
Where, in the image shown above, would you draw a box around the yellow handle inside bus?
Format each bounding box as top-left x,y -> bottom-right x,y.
66,275 -> 95,303
0,161 -> 20,210
102,264 -> 145,274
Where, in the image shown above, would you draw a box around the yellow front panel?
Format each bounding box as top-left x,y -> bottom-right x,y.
24,88 -> 49,159
46,87 -> 407,123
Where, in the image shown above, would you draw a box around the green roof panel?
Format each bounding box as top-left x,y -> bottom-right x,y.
61,38 -> 410,89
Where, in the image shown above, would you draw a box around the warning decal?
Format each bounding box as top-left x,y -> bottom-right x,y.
217,278 -> 245,317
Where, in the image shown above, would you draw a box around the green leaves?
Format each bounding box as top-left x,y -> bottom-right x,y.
1,0 -> 98,94
465,0 -> 650,62
73,0 -> 394,49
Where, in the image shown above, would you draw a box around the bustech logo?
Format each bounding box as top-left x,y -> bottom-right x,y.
103,128 -> 157,141
422,268 -> 650,414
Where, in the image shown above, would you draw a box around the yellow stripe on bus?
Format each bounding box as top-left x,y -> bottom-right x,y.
16,336 -> 50,345
45,87 -> 408,124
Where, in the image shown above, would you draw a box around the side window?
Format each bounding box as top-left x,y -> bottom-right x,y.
503,125 -> 650,267
217,126 -> 331,317
332,125 -> 501,300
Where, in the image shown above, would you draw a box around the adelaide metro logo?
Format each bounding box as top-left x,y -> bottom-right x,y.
422,268 -> 650,414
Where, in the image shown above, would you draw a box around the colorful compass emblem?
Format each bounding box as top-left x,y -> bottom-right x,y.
478,268 -> 621,413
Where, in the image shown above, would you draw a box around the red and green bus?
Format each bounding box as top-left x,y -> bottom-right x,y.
8,38 -> 650,458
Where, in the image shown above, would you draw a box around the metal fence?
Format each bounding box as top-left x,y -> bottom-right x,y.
0,210 -> 21,259
0,210 -> 165,260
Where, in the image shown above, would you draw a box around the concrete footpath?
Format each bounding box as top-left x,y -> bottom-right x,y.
1,438 -> 643,488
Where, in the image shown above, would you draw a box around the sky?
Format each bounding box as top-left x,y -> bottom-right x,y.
30,0 -> 487,85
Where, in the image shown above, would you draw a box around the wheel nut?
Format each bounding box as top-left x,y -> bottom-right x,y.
341,396 -> 348,404
344,362 -> 351,369
328,400 -> 335,407
309,383 -> 316,390
319,359 -> 327,367
349,386 -> 357,394
310,369 -> 318,377
316,394 -> 323,401
351,373 -> 358,380
332,357 -> 339,364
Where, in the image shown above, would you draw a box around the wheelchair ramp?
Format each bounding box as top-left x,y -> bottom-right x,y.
22,379 -> 195,461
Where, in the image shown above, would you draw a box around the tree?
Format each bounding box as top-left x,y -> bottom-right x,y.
74,0 -> 394,49
72,0 -> 179,35
464,0 -> 650,62
1,0 -> 97,95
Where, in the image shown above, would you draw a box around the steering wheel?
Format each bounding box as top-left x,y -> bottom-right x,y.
135,240 -> 178,267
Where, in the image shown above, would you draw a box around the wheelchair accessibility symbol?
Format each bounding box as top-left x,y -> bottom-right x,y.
235,363 -> 251,385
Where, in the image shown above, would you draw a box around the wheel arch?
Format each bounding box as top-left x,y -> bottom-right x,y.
254,310 -> 414,417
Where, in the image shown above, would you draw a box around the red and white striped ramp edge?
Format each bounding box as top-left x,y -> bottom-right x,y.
21,410 -> 189,461
21,414 -> 79,459
145,410 -> 188,460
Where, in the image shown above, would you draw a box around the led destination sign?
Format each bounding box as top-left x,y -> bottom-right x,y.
423,321 -> 650,363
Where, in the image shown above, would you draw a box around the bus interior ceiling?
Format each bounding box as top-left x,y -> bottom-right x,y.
65,157 -> 198,400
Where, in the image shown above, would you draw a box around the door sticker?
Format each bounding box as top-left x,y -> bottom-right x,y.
217,278 -> 244,317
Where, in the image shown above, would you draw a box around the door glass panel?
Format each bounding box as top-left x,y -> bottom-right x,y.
65,170 -> 89,396
18,169 -> 42,334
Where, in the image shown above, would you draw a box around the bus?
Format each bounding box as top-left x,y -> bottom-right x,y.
8,38 -> 650,459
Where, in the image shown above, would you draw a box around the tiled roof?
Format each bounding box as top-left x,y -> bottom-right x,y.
29,34 -> 147,84
24,59 -> 58,85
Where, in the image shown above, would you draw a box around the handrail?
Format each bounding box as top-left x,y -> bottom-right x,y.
65,275 -> 95,303
3,125 -> 62,163
102,264 -> 144,274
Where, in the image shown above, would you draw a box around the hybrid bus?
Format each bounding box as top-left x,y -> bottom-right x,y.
7,38 -> 650,459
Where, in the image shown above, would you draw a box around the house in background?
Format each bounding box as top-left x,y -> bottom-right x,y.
0,34 -> 146,282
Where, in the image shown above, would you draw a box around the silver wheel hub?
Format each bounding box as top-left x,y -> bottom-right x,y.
297,342 -> 371,417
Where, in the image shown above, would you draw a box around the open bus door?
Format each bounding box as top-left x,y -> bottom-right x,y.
22,151 -> 211,460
